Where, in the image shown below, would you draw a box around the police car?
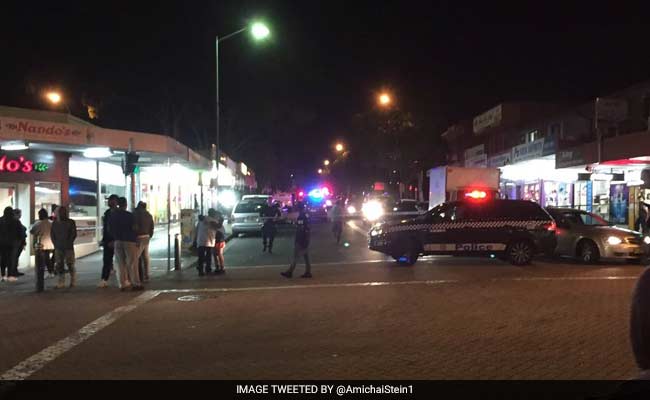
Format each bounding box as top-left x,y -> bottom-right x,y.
368,195 -> 557,266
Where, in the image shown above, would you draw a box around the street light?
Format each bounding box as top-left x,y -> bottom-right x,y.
324,159 -> 330,166
46,92 -> 61,104
215,20 -> 270,203
378,92 -> 392,107
335,143 -> 344,152
317,168 -> 323,174
44,91 -> 71,114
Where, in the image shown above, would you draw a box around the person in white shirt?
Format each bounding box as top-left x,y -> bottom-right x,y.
30,208 -> 55,279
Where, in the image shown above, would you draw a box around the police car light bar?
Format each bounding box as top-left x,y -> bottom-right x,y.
465,190 -> 487,199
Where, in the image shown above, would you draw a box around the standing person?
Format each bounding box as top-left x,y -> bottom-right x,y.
194,212 -> 216,276
261,202 -> 281,253
13,209 -> 27,277
98,194 -> 119,288
0,207 -> 22,282
636,196 -> 648,234
51,206 -> 77,289
134,201 -> 154,283
30,209 -> 55,280
212,209 -> 226,274
281,202 -> 312,278
109,197 -> 142,291
329,199 -> 344,244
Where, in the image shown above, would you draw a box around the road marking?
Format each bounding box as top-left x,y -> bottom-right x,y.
159,279 -> 459,294
492,276 -> 639,282
0,290 -> 161,381
224,258 -> 390,269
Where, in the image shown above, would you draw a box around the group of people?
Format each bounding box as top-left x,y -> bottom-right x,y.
100,195 -> 154,291
193,208 -> 226,276
2,205 -> 77,288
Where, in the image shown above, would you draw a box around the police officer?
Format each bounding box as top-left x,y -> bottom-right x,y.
281,202 -> 312,278
261,201 -> 281,253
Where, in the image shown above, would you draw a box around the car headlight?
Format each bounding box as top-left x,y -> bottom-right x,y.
644,236 -> 650,245
607,236 -> 623,245
370,228 -> 383,237
362,200 -> 384,222
347,205 -> 357,214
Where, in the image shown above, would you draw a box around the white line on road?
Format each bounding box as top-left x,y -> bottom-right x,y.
0,290 -> 161,381
492,276 -> 639,282
225,258 -> 390,269
159,279 -> 459,294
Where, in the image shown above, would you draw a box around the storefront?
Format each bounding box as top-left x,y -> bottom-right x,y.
0,106 -> 214,266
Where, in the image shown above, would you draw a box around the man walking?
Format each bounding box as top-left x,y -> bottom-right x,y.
134,201 -> 154,282
51,206 -> 77,289
329,199 -> 344,244
98,194 -> 119,288
109,197 -> 143,291
0,207 -> 23,282
261,202 -> 281,253
281,202 -> 312,278
30,209 -> 55,289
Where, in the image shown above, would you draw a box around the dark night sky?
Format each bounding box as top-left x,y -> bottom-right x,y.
2,2 -> 650,185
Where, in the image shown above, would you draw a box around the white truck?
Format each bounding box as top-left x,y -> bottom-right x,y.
428,166 -> 500,209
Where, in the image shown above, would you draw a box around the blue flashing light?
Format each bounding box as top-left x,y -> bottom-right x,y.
398,256 -> 409,263
308,188 -> 323,199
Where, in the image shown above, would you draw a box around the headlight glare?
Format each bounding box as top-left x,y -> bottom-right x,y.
644,236 -> 650,245
607,236 -> 623,245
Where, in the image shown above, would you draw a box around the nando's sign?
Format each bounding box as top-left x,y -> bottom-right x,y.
0,154 -> 49,173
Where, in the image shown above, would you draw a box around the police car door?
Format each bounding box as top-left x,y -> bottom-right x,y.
452,202 -> 504,254
421,202 -> 459,255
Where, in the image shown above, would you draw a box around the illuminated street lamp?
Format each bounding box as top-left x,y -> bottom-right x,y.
46,92 -> 62,104
215,20 -> 271,203
317,168 -> 323,175
324,159 -> 330,166
335,143 -> 344,152
378,92 -> 392,107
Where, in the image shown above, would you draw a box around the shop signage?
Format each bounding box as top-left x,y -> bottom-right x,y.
596,98 -> 628,122
512,138 -> 545,164
464,144 -> 487,167
556,148 -> 587,169
0,117 -> 84,143
488,151 -> 512,168
473,104 -> 502,134
0,154 -> 48,173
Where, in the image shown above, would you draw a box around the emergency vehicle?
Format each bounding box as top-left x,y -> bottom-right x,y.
368,193 -> 557,266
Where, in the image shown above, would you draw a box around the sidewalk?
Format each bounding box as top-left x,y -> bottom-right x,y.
0,223 -> 233,294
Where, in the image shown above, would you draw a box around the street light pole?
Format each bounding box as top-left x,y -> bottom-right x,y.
214,22 -> 270,205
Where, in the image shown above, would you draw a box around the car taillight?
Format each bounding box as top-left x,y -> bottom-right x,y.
465,190 -> 487,199
542,221 -> 556,232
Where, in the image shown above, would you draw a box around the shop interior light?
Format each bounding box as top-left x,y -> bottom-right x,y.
1,142 -> 29,151
83,147 -> 113,158
217,189 -> 238,209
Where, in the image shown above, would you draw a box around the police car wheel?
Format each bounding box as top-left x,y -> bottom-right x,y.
507,240 -> 533,265
395,241 -> 419,266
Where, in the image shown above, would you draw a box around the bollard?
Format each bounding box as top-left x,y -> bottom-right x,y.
174,233 -> 181,271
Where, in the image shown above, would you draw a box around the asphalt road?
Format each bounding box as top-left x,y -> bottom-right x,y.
0,219 -> 647,380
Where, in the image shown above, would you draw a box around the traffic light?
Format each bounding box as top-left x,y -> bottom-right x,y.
122,152 -> 139,175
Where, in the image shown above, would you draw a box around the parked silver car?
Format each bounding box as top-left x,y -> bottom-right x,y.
546,207 -> 650,263
231,200 -> 264,236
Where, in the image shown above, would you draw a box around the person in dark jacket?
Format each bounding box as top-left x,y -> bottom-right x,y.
12,209 -> 27,277
51,206 -> 77,289
260,202 -> 281,253
281,202 -> 312,278
0,206 -> 23,282
134,201 -> 154,282
98,194 -> 119,288
109,197 -> 142,291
